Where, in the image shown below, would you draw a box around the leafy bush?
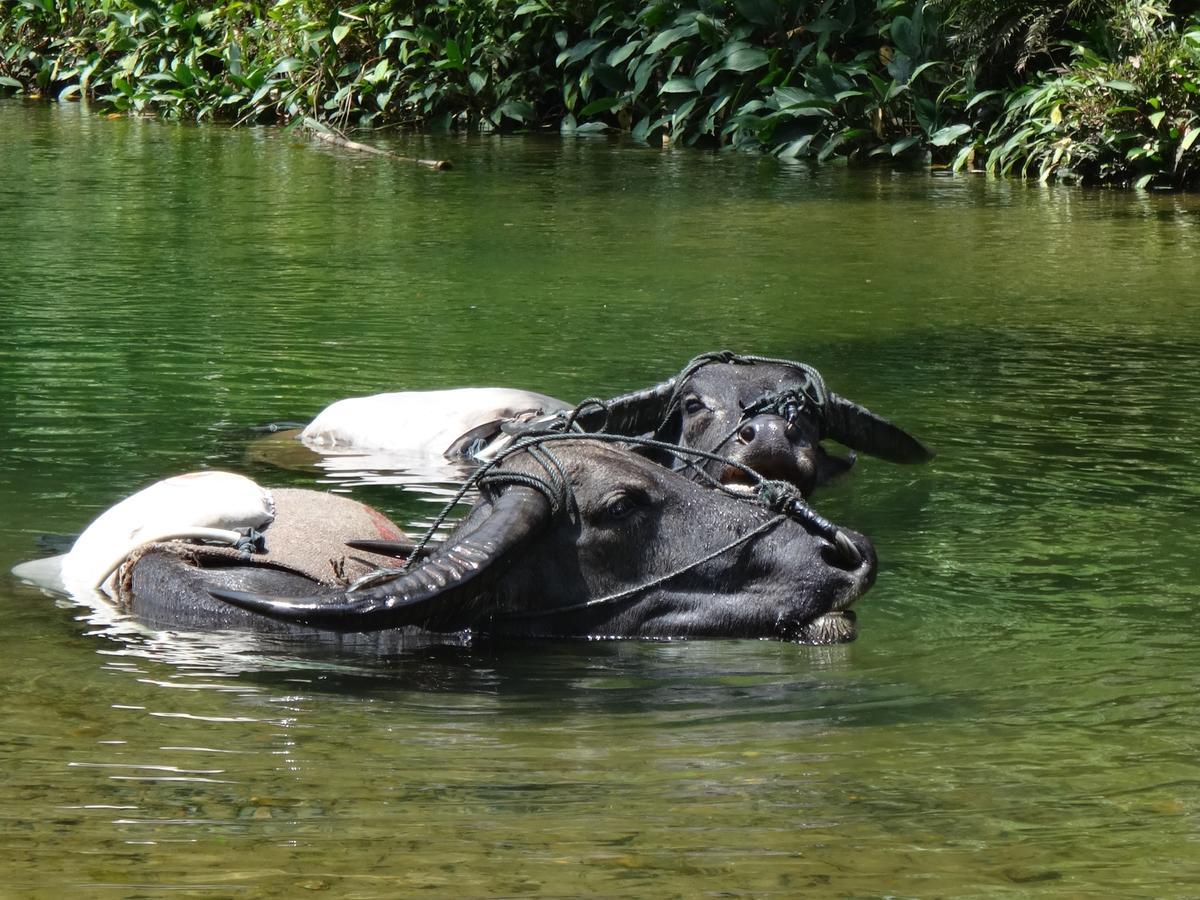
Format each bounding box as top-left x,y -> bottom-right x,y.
951,8 -> 1200,187
555,0 -> 974,162
1,0 -> 1198,186
0,0 -> 578,126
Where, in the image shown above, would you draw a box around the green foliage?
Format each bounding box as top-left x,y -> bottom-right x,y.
0,0 -> 267,116
950,8 -> 1200,187
933,0 -> 1118,75
0,0 -> 966,161
932,1 -> 1195,75
0,0 -> 576,126
1,0 -> 1198,186
556,0 -> 967,163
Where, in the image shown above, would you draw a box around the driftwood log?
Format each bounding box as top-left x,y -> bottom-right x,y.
304,122 -> 452,171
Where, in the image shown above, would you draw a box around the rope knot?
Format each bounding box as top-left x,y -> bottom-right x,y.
755,481 -> 848,555
233,527 -> 267,555
740,385 -> 824,428
756,479 -> 801,515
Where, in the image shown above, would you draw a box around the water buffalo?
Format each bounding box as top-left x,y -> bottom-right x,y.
254,352 -> 931,499
298,386 -> 568,461
572,351 -> 935,498
18,438 -> 877,645
12,471 -> 409,612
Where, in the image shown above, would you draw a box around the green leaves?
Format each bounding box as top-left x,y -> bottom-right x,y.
4,0 -> 1194,187
929,123 -> 971,146
661,77 -> 696,93
722,46 -> 768,73
557,0 -> 915,154
579,95 -> 621,115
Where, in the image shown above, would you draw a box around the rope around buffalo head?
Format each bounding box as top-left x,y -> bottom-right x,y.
346,420 -> 857,594
654,350 -> 829,437
550,352 -> 832,484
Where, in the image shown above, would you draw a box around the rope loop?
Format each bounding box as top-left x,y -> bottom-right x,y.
631,350 -> 832,444
740,386 -> 822,430
376,400 -> 850,586
749,479 -> 844,552
563,397 -> 608,432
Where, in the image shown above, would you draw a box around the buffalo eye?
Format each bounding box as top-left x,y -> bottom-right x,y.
602,489 -> 648,522
682,395 -> 706,416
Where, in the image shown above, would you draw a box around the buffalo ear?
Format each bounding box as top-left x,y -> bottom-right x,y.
815,448 -> 856,487
823,393 -> 935,464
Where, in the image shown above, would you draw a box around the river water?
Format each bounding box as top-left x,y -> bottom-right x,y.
2,101 -> 1199,896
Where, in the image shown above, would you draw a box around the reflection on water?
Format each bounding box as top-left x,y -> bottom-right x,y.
244,427 -> 479,504
2,101 -> 1200,896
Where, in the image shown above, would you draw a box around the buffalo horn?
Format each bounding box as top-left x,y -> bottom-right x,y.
574,377 -> 679,437
343,535 -> 441,564
822,393 -> 935,464
210,487 -> 551,632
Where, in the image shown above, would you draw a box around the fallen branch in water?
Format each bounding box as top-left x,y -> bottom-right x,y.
302,120 -> 452,170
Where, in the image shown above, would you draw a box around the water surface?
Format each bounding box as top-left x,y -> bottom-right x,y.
2,101 -> 1200,896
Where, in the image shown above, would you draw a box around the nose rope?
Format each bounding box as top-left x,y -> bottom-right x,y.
346,423 -> 853,595
622,351 -> 831,482
655,350 -> 830,439
347,353 -> 853,596
512,352 -> 829,483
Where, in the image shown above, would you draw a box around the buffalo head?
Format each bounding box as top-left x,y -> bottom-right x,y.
574,351 -> 933,497
212,436 -> 877,644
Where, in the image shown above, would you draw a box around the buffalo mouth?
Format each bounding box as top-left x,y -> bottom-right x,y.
718,466 -> 758,496
718,456 -> 815,497
777,583 -> 864,645
789,609 -> 858,644
783,531 -> 875,644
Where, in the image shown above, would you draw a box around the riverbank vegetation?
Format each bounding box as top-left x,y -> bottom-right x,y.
2,0 -> 1198,186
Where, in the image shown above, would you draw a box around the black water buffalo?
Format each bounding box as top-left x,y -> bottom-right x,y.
254,352 -> 931,500
11,471 -> 411,630
133,437 -> 876,644
573,351 -> 934,497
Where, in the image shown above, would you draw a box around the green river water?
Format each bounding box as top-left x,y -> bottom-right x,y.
2,101 -> 1199,897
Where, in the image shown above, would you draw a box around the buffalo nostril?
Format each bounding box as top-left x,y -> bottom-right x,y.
737,423 -> 757,444
834,531 -> 862,568
820,530 -> 863,570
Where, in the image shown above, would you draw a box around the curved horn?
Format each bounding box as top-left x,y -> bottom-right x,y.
210,487 -> 551,632
823,393 -> 935,464
574,377 -> 679,436
345,537 -> 441,563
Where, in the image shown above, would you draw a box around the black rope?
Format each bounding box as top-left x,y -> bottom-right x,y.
615,352 -> 827,483
567,350 -> 829,483
494,513 -> 790,622
342,355 -> 854,602
649,350 -> 830,442
346,422 -> 849,594
347,355 -> 845,594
